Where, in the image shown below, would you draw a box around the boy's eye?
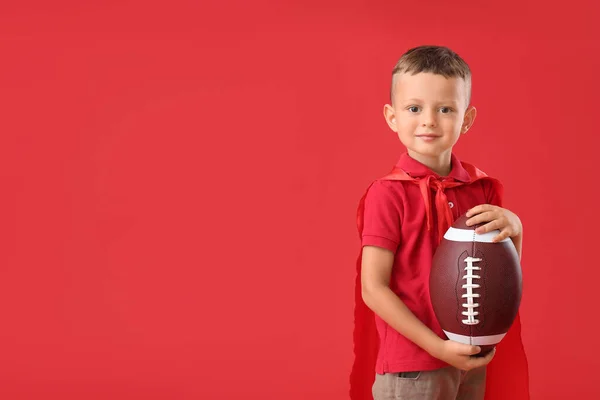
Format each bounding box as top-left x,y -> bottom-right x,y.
440,107 -> 452,114
408,106 -> 420,113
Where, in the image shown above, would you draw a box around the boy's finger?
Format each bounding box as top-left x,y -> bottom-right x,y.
453,342 -> 480,355
474,220 -> 499,234
465,345 -> 481,355
493,230 -> 510,243
470,348 -> 496,368
466,211 -> 495,227
480,347 -> 496,363
466,204 -> 490,217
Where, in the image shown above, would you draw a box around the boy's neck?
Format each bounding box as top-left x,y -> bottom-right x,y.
406,150 -> 453,177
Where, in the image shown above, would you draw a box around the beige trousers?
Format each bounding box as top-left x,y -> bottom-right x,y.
372,366 -> 486,400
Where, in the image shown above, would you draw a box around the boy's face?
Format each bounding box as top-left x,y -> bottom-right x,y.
384,72 -> 475,163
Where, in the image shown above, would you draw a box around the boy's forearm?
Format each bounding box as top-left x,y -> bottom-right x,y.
362,285 -> 443,358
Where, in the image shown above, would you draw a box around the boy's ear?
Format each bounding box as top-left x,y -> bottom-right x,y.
462,106 -> 477,134
383,104 -> 398,132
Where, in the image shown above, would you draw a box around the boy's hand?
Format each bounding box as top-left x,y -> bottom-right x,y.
465,204 -> 522,243
434,340 -> 496,371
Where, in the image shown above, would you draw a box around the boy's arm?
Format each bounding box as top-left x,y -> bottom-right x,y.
361,245 -> 443,355
361,245 -> 496,371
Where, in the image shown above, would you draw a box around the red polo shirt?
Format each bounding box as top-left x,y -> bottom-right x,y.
361,152 -> 502,373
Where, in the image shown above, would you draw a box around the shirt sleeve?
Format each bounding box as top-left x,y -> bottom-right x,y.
361,180 -> 403,253
482,178 -> 503,208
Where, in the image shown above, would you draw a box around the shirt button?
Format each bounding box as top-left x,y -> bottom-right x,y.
448,201 -> 454,208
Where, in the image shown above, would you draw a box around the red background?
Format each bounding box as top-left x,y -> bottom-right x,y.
1,1 -> 599,399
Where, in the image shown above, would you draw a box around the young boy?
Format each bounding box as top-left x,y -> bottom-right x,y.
351,46 -> 529,400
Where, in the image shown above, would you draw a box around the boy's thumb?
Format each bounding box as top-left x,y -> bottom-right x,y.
470,345 -> 482,355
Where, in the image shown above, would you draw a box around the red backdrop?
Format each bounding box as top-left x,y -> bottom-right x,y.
1,1 -> 599,399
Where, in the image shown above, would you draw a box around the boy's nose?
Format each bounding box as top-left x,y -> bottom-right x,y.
421,118 -> 437,128
421,110 -> 437,127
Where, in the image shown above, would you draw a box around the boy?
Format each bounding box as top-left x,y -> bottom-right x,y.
351,46 -> 529,400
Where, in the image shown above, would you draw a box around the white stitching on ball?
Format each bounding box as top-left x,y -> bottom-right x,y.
461,256 -> 481,325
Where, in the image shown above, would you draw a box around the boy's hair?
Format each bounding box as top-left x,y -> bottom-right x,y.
390,45 -> 472,106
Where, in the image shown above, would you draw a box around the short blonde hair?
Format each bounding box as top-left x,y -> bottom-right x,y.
391,45 -> 472,105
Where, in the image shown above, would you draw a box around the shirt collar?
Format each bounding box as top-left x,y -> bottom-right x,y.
395,152 -> 472,183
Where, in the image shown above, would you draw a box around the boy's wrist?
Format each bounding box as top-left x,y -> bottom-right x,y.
420,335 -> 445,359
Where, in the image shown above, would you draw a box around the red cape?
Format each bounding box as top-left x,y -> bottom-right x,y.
350,162 -> 530,400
